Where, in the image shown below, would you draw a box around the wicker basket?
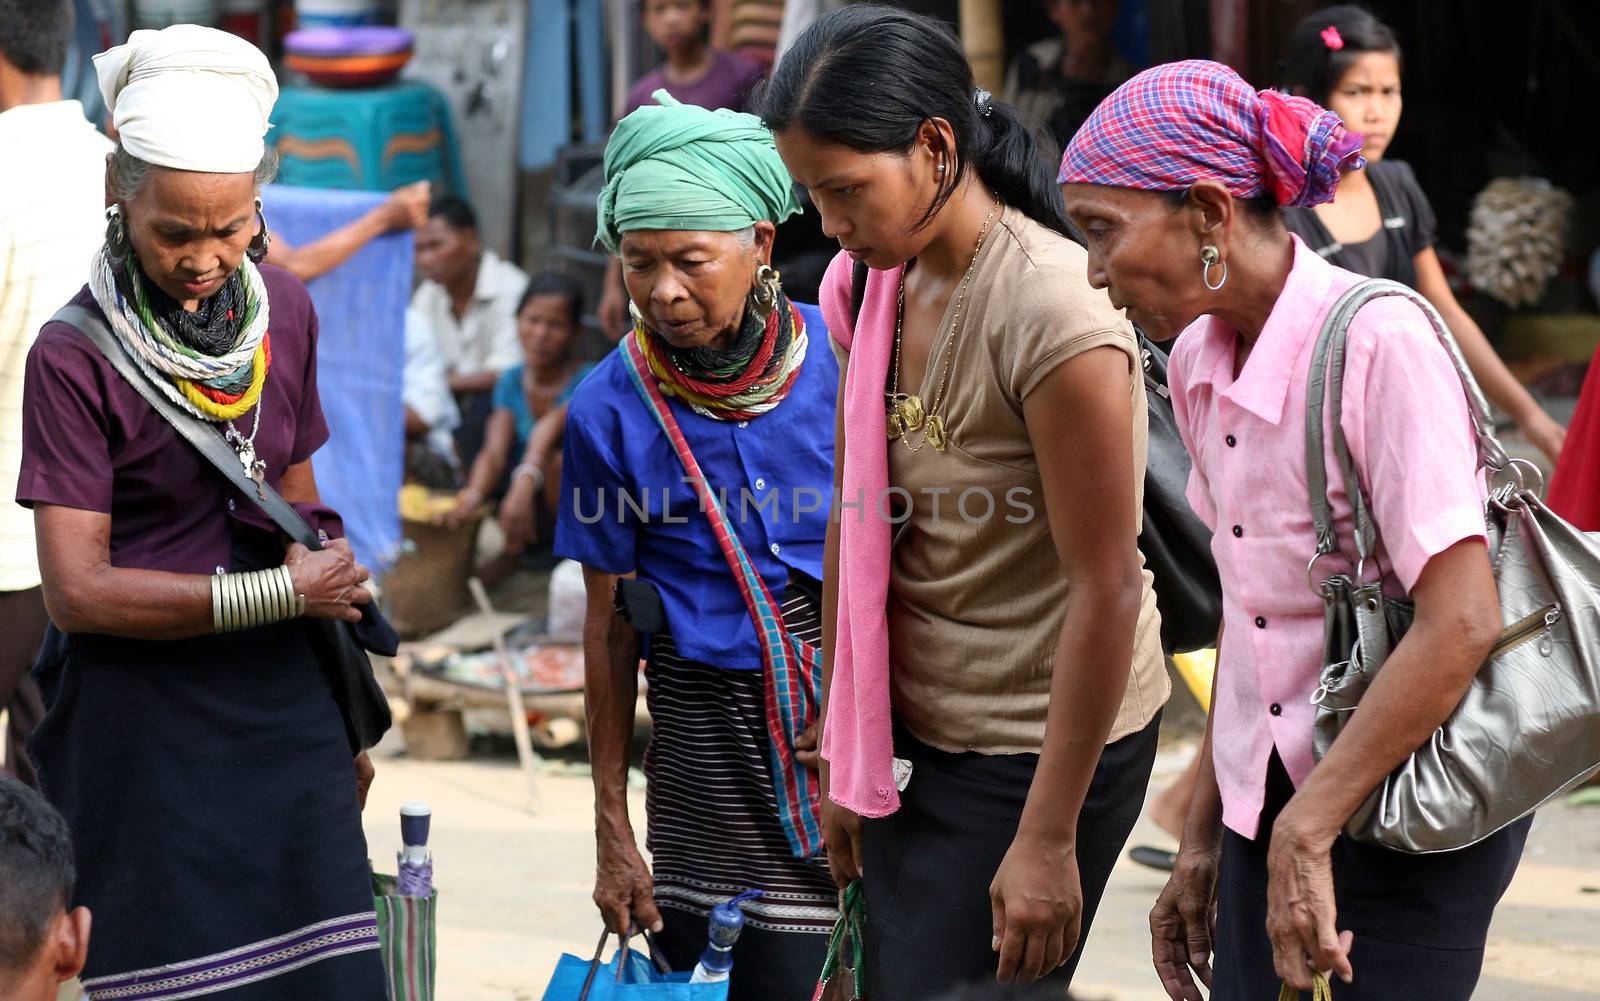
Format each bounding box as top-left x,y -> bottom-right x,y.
383,504 -> 485,639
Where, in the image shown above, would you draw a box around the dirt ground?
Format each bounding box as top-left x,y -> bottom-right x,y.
359,726 -> 1600,1001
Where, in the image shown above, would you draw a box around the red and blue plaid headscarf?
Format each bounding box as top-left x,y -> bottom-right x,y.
1059,59 -> 1364,208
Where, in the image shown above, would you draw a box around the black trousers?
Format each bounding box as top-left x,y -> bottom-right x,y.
0,586 -> 48,787
1212,753 -> 1531,1001
860,712 -> 1162,1001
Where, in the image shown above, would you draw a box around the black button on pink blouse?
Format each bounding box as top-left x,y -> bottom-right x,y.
16,265 -> 341,575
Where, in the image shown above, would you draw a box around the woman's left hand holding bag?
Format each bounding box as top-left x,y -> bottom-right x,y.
284,539 -> 372,622
989,832 -> 1082,984
1265,808 -> 1353,991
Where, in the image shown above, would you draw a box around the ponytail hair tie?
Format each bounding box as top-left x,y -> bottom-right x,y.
974,88 -> 993,117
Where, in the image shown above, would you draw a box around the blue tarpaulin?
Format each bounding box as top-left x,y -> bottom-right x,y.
260,184 -> 409,571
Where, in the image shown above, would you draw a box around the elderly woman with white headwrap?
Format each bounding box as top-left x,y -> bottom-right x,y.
15,26 -> 389,1000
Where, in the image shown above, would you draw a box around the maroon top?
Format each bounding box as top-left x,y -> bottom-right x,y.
622,49 -> 766,118
17,264 -> 340,575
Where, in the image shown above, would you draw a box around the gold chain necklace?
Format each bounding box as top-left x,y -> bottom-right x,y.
886,201 -> 1000,452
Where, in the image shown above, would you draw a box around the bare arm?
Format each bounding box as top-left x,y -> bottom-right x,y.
1412,248 -> 1564,459
1152,628 -> 1224,1001
580,564 -> 662,933
993,345 -> 1145,983
264,181 -> 430,282
35,459 -> 368,639
461,409 -> 517,502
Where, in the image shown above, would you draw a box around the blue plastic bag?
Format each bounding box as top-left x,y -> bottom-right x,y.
541,931 -> 729,1001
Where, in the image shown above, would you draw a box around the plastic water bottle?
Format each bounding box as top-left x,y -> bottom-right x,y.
687,889 -> 763,984
397,801 -> 433,897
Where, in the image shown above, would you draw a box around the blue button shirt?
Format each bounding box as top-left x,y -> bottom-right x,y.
554,302 -> 838,669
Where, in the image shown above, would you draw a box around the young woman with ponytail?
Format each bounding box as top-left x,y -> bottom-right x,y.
761,7 -> 1169,996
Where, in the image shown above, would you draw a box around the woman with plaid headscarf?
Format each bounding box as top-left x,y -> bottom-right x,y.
1061,61 -> 1530,1001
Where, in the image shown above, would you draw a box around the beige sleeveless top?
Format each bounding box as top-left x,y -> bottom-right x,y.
882,208 -> 1169,754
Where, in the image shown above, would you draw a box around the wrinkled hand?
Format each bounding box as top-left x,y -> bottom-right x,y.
1151,847 -> 1219,1001
498,477 -> 539,555
384,181 -> 431,231
1266,810 -> 1353,991
284,539 -> 370,623
594,837 -> 662,935
794,722 -> 820,770
1519,408 -> 1566,464
355,752 -> 375,811
990,832 -> 1082,984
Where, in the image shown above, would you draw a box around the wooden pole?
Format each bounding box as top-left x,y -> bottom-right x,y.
468,577 -> 542,812
959,0 -> 1005,93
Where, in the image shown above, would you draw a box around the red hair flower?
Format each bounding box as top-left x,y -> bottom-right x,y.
1321,25 -> 1345,50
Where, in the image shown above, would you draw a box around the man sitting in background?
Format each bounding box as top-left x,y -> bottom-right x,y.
0,777 -> 90,1001
411,195 -> 527,468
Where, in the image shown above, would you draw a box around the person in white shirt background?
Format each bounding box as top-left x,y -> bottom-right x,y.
0,0 -> 113,787
402,304 -> 463,486
410,194 -> 528,468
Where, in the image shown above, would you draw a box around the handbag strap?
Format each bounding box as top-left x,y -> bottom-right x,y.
52,304 -> 323,553
576,926 -> 673,999
1278,971 -> 1334,1001
1304,279 -> 1507,566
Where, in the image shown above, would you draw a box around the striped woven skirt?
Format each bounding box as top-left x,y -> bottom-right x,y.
643,586 -> 838,958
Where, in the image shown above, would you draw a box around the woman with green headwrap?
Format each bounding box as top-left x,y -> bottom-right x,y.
554,93 -> 839,998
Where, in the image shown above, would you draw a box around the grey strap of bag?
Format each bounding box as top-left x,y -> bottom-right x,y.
1303,278 -> 1512,579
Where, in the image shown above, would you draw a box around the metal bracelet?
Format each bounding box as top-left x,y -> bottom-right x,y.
243,570 -> 264,630
276,565 -> 295,620
213,568 -> 303,633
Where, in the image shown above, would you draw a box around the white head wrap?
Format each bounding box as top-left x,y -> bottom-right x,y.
94,24 -> 278,174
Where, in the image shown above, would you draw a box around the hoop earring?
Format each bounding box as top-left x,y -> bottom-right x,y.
1200,244 -> 1228,292
246,197 -> 271,264
752,263 -> 782,316
105,204 -> 131,263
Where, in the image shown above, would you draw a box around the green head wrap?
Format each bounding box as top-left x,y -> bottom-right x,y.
595,90 -> 802,255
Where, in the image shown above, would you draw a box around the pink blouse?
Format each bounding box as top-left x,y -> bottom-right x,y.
1169,237 -> 1489,838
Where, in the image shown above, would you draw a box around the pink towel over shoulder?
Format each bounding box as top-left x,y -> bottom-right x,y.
817,250 -> 905,818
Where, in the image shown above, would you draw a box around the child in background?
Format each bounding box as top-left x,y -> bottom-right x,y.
0,777 -> 90,1001
622,0 -> 765,118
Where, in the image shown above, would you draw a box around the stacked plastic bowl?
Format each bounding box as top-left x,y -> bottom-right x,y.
294,0 -> 385,28
284,26 -> 414,88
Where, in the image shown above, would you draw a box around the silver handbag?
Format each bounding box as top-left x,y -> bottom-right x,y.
1306,279 -> 1600,853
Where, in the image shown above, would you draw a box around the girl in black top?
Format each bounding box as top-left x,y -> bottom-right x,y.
1280,5 -> 1565,461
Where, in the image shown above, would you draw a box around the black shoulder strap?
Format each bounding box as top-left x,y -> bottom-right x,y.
52,304 -> 323,552
850,259 -> 868,327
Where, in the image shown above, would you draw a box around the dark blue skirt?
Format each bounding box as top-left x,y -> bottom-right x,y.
28,541 -> 387,1001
